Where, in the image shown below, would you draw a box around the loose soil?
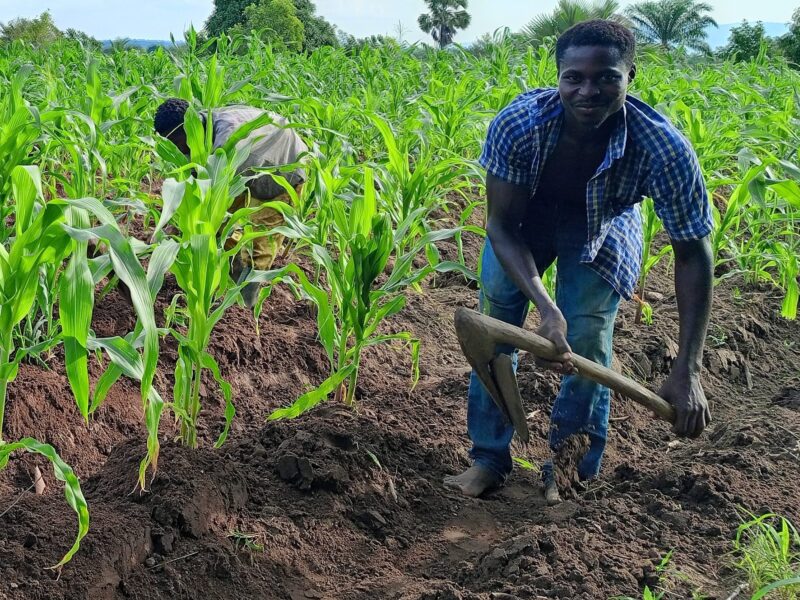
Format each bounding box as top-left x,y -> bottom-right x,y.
550,434 -> 591,501
1,222 -> 799,600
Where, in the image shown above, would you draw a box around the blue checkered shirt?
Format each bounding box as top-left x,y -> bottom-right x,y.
479,88 -> 713,300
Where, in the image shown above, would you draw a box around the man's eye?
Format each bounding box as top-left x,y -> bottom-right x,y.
601,74 -> 622,82
563,75 -> 580,82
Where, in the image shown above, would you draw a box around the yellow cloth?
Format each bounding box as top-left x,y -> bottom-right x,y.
227,184 -> 301,270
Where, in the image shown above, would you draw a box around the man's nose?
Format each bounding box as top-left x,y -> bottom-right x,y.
578,81 -> 600,96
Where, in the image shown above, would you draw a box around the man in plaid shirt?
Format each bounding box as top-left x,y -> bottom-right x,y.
445,20 -> 714,500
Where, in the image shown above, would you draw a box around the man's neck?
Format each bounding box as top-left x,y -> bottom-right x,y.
562,113 -> 618,145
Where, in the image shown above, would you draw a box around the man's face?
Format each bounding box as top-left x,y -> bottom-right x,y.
558,45 -> 635,131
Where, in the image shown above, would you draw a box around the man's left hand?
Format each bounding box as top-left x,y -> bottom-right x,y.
658,365 -> 711,438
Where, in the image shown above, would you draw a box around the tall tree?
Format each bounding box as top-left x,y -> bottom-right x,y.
205,0 -> 250,38
231,0 -> 305,50
521,0 -> 626,44
626,0 -> 717,53
293,0 -> 338,50
418,0 -> 471,49
0,10 -> 62,46
205,0 -> 337,50
778,8 -> 800,66
721,21 -> 776,62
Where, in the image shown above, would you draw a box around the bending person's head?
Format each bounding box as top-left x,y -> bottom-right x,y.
154,97 -> 191,154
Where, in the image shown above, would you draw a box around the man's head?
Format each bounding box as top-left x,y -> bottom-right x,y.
154,97 -> 191,154
555,20 -> 636,132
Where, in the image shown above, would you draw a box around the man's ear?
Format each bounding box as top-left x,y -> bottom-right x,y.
628,63 -> 637,82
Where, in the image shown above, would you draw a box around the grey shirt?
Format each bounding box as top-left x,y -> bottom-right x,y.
209,105 -> 308,200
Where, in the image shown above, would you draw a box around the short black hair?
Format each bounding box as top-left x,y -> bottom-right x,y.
555,20 -> 636,69
154,97 -> 190,136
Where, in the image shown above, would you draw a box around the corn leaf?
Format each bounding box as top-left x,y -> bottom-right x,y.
752,577 -> 800,600
60,207 -> 94,421
10,165 -> 42,235
153,179 -> 187,240
0,438 -> 89,568
185,105 -> 208,165
268,364 -> 356,421
201,351 -> 234,448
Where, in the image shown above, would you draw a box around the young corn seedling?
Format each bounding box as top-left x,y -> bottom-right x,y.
153,105 -> 277,449
0,71 -> 44,242
5,165 -> 161,498
611,551 -> 673,600
42,113 -> 169,489
268,167 -> 469,419
0,94 -> 65,355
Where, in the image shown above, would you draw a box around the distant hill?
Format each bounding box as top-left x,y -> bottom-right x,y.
101,39 -> 178,50
706,22 -> 789,49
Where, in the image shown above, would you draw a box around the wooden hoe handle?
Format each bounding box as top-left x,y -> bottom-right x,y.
454,308 -> 676,424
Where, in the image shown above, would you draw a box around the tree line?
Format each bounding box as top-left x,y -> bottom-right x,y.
2,0 -> 799,66
471,0 -> 800,64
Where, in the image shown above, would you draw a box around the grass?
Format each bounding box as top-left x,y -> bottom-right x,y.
617,514 -> 800,600
733,513 -> 800,600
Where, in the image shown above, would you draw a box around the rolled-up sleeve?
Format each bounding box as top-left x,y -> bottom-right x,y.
647,143 -> 713,242
478,102 -> 534,186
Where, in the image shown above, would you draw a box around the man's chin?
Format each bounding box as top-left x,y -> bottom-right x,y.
569,103 -> 622,128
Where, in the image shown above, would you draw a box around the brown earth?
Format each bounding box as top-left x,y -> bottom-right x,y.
1,222 -> 799,600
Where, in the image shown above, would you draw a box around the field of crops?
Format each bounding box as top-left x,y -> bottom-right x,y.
0,30 -> 799,599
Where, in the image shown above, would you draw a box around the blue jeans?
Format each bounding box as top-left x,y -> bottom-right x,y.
467,238 -> 620,482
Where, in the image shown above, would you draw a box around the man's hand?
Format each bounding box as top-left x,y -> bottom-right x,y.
658,365 -> 711,438
534,307 -> 577,375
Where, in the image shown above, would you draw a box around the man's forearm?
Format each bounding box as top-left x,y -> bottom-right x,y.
486,222 -> 556,314
673,237 -> 713,373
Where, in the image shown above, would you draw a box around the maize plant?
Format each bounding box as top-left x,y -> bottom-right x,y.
74,222 -> 175,489
152,105 -> 276,448
268,167 -> 469,419
369,113 -> 477,242
0,166 -> 90,568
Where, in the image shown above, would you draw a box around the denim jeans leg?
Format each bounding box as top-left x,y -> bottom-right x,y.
547,246 -> 620,481
467,239 -> 552,479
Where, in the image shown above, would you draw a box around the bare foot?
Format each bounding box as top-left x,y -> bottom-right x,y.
443,465 -> 503,497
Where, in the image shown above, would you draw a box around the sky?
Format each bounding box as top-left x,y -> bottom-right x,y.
0,0 -> 796,43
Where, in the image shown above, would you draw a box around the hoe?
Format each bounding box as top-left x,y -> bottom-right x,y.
454,307 -> 676,442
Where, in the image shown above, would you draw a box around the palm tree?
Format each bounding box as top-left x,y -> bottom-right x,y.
520,0 -> 627,44
105,38 -> 132,53
418,0 -> 471,49
626,0 -> 717,53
